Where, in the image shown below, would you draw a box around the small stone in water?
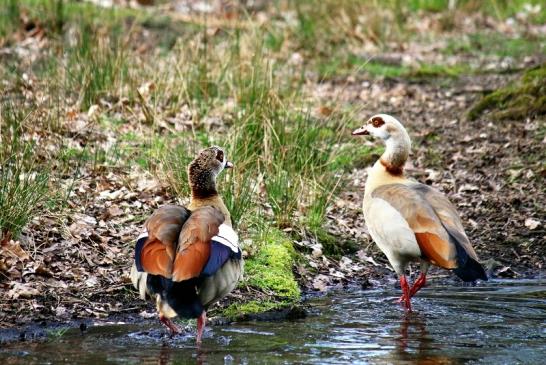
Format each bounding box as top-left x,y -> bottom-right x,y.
224,354 -> 234,364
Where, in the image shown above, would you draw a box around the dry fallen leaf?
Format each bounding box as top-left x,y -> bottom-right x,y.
107,205 -> 124,218
318,106 -> 333,117
356,250 -> 380,266
87,104 -> 100,119
3,240 -> 30,261
85,276 -> 99,287
137,81 -> 156,98
524,218 -> 540,230
7,283 -> 40,299
311,243 -> 323,258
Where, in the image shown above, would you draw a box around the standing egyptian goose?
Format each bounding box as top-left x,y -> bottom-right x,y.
352,114 -> 487,311
130,146 -> 243,343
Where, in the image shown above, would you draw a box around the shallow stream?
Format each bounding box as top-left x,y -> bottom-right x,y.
1,278 -> 545,364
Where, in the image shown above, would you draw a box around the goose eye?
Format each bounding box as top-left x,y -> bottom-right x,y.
216,150 -> 224,162
371,117 -> 384,128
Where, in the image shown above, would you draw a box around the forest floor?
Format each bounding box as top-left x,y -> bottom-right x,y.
0,0 -> 544,337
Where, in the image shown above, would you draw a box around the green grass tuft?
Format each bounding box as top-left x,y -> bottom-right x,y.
67,24 -> 129,110
0,104 -> 51,244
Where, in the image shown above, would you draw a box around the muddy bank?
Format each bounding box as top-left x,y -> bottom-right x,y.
0,302 -> 309,345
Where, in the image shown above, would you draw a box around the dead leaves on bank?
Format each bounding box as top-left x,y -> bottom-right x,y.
294,230 -> 389,293
0,165 -> 175,326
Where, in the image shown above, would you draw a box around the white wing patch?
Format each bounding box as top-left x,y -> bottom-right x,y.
137,229 -> 148,241
212,224 -> 239,253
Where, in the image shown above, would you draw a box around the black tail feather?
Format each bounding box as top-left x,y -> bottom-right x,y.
146,275 -> 204,318
453,255 -> 488,282
440,224 -> 488,282
449,231 -> 488,282
166,279 -> 204,318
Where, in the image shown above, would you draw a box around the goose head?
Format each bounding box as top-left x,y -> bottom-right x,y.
188,146 -> 233,198
352,114 -> 412,174
352,114 -> 408,142
191,146 -> 232,174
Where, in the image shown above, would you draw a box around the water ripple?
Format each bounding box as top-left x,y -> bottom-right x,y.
1,279 -> 545,364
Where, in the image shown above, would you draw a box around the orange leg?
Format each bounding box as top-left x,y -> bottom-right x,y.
159,315 -> 180,336
409,272 -> 427,298
398,272 -> 428,301
398,275 -> 412,311
196,311 -> 207,345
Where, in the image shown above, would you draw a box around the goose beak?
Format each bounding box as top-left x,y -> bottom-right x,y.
225,161 -> 234,169
352,126 -> 369,136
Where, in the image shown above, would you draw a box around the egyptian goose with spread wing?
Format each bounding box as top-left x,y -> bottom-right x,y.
130,146 -> 243,343
352,114 -> 487,311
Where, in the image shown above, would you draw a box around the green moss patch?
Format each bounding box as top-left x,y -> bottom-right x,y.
468,63 -> 546,120
245,230 -> 301,300
410,63 -> 470,78
307,227 -> 359,258
356,59 -> 410,79
219,228 -> 300,319
222,300 -> 283,319
444,33 -> 546,59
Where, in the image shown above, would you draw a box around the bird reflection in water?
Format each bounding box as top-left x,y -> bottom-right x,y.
156,341 -> 208,365
390,312 -> 457,365
157,343 -> 173,365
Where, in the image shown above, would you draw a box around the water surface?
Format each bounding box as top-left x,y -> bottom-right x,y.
2,279 -> 545,364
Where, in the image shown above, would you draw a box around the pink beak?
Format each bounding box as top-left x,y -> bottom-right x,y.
352,126 -> 369,136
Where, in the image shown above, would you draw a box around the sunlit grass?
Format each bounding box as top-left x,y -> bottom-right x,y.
0,104 -> 51,244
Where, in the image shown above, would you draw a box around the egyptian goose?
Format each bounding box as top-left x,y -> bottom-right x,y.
352,114 -> 487,311
130,146 -> 243,343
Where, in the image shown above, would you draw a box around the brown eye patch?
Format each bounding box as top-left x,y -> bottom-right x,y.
371,117 -> 385,128
216,150 -> 224,162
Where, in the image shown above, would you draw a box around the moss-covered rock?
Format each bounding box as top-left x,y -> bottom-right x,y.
244,230 -> 301,300
468,63 -> 546,120
222,301 -> 307,322
306,227 -> 359,258
220,228 -> 301,320
222,300 -> 283,319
